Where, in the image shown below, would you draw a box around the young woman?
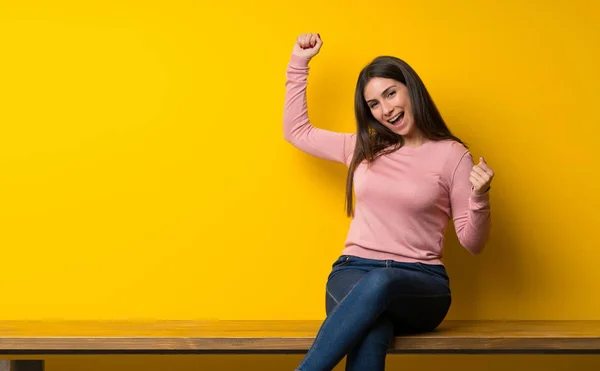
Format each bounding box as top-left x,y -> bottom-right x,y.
283,33 -> 494,371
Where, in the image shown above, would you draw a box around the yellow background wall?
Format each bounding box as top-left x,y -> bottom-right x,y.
1,0 -> 599,369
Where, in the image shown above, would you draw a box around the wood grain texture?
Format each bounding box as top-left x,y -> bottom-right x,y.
0,320 -> 598,354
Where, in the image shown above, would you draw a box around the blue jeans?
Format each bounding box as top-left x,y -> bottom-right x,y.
296,255 -> 451,371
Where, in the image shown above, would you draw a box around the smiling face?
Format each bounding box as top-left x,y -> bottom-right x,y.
364,77 -> 420,141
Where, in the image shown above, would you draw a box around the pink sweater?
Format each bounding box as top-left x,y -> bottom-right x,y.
283,54 -> 491,265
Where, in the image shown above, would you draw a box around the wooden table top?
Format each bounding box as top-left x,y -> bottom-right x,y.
0,320 -> 598,354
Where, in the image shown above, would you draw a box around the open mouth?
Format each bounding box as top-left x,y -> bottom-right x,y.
388,112 -> 405,126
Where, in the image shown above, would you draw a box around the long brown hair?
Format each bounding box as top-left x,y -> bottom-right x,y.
345,56 -> 465,216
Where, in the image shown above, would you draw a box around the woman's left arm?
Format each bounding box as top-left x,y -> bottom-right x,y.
449,151 -> 494,255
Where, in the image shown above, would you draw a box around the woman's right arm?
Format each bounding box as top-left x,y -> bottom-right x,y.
283,34 -> 355,165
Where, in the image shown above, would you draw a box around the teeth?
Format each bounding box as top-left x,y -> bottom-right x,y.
389,112 -> 403,124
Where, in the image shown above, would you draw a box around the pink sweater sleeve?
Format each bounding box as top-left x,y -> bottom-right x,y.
283,54 -> 355,165
447,147 -> 491,255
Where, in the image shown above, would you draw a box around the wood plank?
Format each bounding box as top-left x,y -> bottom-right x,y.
0,321 -> 598,354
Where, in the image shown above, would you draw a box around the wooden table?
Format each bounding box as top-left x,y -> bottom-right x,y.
1,320 -> 600,370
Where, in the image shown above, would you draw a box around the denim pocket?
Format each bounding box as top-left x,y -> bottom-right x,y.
416,262 -> 450,285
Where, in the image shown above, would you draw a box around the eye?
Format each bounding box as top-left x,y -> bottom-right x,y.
387,91 -> 396,98
369,102 -> 378,109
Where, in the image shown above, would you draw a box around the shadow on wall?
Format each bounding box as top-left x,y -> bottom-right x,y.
45,353 -> 600,371
442,194 -> 524,320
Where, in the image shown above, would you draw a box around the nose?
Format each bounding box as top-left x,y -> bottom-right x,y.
382,102 -> 394,117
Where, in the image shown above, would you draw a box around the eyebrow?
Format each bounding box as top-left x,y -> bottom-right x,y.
366,85 -> 396,104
